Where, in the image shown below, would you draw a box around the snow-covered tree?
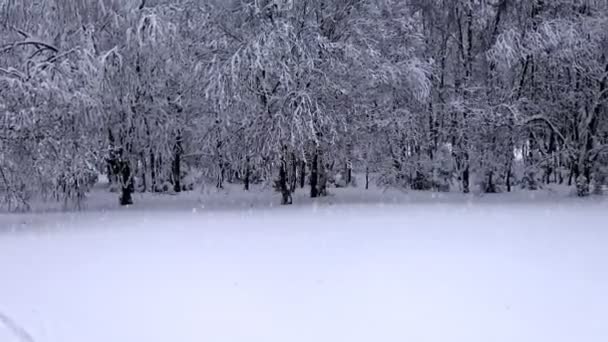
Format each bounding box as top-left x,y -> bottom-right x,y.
1,0 -> 606,210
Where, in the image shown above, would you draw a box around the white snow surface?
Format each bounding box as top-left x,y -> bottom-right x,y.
1,186 -> 608,342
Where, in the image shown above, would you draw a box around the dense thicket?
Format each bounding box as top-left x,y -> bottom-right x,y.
1,0 -> 607,209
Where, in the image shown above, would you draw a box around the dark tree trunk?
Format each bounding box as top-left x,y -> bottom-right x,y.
486,171 -> 496,193
172,134 -> 183,193
365,166 -> 370,190
346,163 -> 352,185
290,153 -> 297,193
157,154 -> 164,192
110,128 -> 134,205
318,162 -> 328,196
244,156 -> 250,191
107,129 -> 120,185
119,160 -> 134,206
545,132 -> 556,184
310,150 -> 319,198
568,162 -> 578,186
217,166 -> 224,189
554,157 -> 559,183
227,167 -> 235,183
216,138 -> 224,189
583,163 -> 592,186
299,160 -> 306,189
462,161 -> 470,193
106,163 -> 114,184
216,158 -> 225,189
140,153 -> 147,192
107,159 -> 119,185
150,152 -> 157,192
143,117 -> 156,192
506,166 -> 511,192
172,155 -> 181,193
456,2 -> 472,195
279,155 -> 292,205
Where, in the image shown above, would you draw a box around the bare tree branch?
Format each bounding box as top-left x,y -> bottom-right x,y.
1,39 -> 59,55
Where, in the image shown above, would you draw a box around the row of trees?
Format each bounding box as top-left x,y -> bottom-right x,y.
1,0 -> 607,210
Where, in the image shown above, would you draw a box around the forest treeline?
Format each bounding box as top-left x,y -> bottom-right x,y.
1,0 -> 607,209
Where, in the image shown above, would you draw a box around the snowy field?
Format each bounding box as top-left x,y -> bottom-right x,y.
1,187 -> 608,342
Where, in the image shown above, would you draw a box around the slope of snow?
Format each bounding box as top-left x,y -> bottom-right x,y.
0,190 -> 607,342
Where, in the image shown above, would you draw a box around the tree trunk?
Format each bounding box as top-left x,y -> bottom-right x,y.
150,152 -> 157,192
157,154 -> 164,191
486,171 -> 496,193
299,160 -> 306,188
217,166 -> 224,189
119,160 -> 134,206
290,153 -> 297,193
545,132 -> 556,184
506,166 -> 511,192
140,153 -> 147,192
244,156 -> 250,191
310,150 -> 319,198
279,155 -> 292,205
107,129 -> 119,185
318,161 -> 328,196
345,161 -> 352,186
462,160 -> 470,193
568,161 -> 578,186
365,166 -> 369,190
172,134 -> 182,193
216,139 -> 224,189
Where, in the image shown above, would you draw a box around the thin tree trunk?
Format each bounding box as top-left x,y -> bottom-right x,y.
310,150 -> 318,198
568,162 -> 578,186
299,160 -> 306,189
140,153 -> 147,192
172,133 -> 182,193
244,156 -> 250,191
486,171 -> 496,193
347,167 -> 352,185
290,153 -> 297,193
318,159 -> 328,196
217,165 -> 224,189
119,159 -> 134,206
279,154 -> 292,205
544,132 -> 556,184
506,165 -> 512,192
107,129 -> 120,186
157,154 -> 164,191
345,161 -> 352,186
150,152 -> 157,192
462,162 -> 470,193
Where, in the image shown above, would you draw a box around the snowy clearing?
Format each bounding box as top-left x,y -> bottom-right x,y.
1,190 -> 608,342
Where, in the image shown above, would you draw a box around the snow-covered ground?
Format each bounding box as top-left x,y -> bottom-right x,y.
1,187 -> 607,342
